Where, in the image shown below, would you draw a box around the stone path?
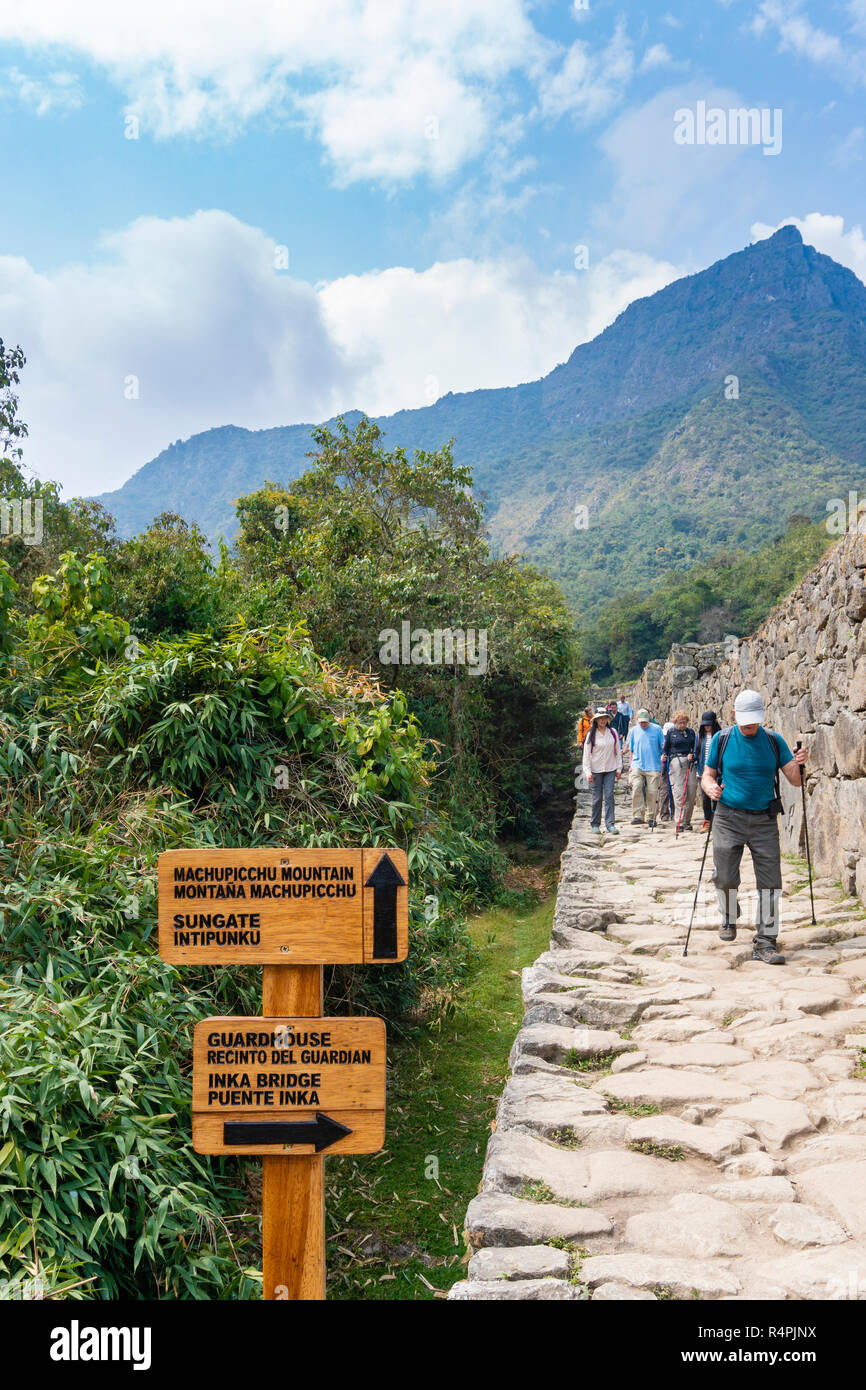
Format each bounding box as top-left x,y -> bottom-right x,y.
450,781 -> 866,1301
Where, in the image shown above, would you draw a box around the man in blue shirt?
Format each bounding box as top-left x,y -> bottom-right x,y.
701,689 -> 808,964
626,709 -> 664,827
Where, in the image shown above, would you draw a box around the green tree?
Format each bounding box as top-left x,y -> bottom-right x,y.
113,512 -> 220,637
234,416 -> 587,829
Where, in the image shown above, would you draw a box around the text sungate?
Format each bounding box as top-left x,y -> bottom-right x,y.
204,1028 -> 373,1107
171,861 -> 357,945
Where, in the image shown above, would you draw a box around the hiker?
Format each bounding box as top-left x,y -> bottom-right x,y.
701,688 -> 807,965
695,710 -> 721,831
584,706 -> 623,835
577,705 -> 594,747
615,694 -> 632,739
661,709 -> 698,831
656,722 -> 675,822
626,708 -> 664,826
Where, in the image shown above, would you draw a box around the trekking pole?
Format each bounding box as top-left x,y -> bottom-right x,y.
683,807 -> 714,957
674,759 -> 690,837
796,740 -> 817,926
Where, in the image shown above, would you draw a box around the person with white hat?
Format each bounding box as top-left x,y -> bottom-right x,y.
701,689 -> 807,964
583,705 -> 623,834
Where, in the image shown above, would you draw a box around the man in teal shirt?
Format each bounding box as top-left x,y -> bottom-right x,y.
701,689 -> 808,964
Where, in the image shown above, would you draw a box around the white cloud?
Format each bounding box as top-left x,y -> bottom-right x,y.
639,44 -> 676,71
595,84 -> 748,246
0,209 -> 680,497
0,212 -> 354,496
538,21 -> 634,122
319,247 -> 681,415
3,66 -> 83,115
0,0 -> 547,184
750,212 -> 866,282
833,125 -> 864,166
295,58 -> 490,186
752,0 -> 866,87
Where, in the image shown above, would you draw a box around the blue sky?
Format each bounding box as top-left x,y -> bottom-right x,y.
0,0 -> 864,495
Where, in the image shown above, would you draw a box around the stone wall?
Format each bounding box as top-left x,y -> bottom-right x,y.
632,519 -> 866,901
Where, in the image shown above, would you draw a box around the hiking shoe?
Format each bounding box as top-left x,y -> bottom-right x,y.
701,820 -> 710,832
588,825 -> 600,834
631,817 -> 643,825
752,943 -> 786,965
606,826 -> 619,835
718,925 -> 737,942
647,819 -> 656,829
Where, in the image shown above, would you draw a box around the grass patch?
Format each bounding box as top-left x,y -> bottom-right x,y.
855,1049 -> 866,1080
550,1127 -> 582,1149
721,1013 -> 736,1028
628,1140 -> 684,1161
602,1093 -> 661,1117
324,890 -> 556,1300
548,1239 -> 592,1294
519,1180 -> 558,1204
518,1180 -> 585,1208
563,1049 -> 617,1073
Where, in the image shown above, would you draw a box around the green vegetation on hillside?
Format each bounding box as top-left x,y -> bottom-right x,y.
581,516 -> 833,681
520,375 -> 856,624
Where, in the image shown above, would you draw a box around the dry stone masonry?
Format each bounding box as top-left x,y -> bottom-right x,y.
633,518 -> 866,903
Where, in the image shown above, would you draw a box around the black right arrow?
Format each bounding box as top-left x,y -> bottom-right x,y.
223,1114 -> 352,1151
365,851 -> 405,958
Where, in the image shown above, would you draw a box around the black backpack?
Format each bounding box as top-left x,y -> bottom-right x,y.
716,726 -> 782,816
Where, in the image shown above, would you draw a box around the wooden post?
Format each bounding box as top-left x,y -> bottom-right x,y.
261,963 -> 325,1301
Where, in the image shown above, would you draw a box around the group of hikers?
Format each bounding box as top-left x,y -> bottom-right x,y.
578,698 -> 716,833
576,689 -> 808,965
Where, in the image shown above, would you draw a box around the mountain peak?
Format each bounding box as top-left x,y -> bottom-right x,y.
762,223 -> 803,247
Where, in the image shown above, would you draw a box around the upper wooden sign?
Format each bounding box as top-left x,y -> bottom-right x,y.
157,847 -> 408,965
192,1015 -> 386,1156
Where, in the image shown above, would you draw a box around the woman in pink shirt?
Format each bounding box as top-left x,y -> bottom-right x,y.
583,707 -> 623,834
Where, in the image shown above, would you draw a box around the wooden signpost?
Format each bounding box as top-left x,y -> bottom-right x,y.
157,846 -> 408,1301
191,1015 -> 386,1155
158,847 -> 408,963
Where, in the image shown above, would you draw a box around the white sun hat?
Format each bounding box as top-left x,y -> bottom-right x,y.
734,689 -> 765,726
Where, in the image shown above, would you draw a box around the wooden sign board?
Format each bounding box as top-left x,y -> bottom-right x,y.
158,847 -> 408,965
192,1016 -> 386,1156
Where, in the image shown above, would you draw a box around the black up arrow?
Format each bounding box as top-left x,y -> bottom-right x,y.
365,851 -> 405,959
223,1114 -> 352,1151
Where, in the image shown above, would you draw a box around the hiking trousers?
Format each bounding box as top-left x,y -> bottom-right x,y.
630,769 -> 659,822
668,755 -> 697,828
711,803 -> 782,946
589,771 -> 617,830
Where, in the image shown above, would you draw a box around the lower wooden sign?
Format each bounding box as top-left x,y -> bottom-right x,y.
191,1015 -> 386,1156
